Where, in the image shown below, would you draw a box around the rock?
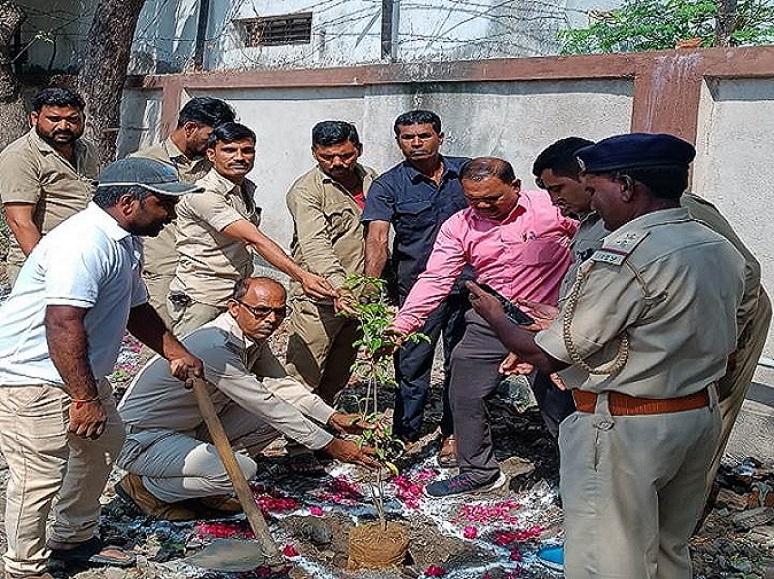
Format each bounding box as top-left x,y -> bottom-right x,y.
299,517 -> 333,546
103,567 -> 127,579
731,507 -> 774,530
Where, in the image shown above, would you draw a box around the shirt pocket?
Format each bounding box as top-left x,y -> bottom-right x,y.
521,238 -> 567,266
394,200 -> 435,232
326,201 -> 358,234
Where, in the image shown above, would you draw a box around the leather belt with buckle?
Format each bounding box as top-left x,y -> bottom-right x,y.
572,388 -> 710,416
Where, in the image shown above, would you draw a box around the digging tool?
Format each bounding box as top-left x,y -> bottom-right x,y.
184,376 -> 283,572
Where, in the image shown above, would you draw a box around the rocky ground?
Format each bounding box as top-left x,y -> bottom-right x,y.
0,280 -> 771,578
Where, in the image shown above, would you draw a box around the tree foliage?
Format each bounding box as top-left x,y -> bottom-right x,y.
559,0 -> 774,54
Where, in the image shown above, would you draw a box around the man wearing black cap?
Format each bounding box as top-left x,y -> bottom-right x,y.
465,133 -> 746,578
0,158 -> 204,578
529,137 -> 772,527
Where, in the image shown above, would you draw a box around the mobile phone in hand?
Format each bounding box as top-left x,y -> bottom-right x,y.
477,283 -> 535,326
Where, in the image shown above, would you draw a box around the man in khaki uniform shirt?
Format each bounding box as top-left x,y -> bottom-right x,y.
0,87 -> 98,284
285,121 -> 377,403
116,277 -> 378,520
130,97 -> 235,326
530,138 -> 772,503
469,134 -> 745,578
171,123 -> 336,335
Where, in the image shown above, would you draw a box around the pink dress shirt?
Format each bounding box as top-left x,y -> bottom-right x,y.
392,190 -> 577,335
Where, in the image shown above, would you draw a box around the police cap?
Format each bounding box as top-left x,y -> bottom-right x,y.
576,133 -> 696,173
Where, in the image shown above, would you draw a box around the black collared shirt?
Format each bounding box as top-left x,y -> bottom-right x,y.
362,155 -> 471,296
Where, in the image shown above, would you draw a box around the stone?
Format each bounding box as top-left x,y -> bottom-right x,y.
732,507 -> 774,530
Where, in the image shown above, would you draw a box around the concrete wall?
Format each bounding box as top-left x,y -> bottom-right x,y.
117,78 -> 633,248
694,78 -> 774,358
128,0 -> 624,74
116,89 -> 164,157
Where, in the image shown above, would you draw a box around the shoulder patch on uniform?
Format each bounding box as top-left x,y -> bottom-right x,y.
591,230 -> 650,266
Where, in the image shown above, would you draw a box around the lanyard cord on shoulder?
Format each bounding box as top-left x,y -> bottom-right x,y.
562,262 -> 630,375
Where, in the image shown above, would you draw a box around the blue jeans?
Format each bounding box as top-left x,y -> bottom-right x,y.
392,293 -> 468,441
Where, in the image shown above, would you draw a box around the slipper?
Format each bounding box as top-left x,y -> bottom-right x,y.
48,537 -> 136,568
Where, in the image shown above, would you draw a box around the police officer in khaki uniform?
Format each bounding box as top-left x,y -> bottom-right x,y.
467,133 -> 745,578
171,123 -> 337,335
528,138 -> 772,505
116,278 -> 378,521
285,121 -> 377,404
130,97 -> 236,326
0,87 -> 98,285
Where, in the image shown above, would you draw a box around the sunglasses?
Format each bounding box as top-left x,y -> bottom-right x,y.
236,300 -> 288,319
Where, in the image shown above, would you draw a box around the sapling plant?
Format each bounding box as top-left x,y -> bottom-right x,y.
339,273 -> 428,529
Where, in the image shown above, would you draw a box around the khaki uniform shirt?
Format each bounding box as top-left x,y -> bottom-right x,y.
118,313 -> 335,450
536,207 -> 745,398
286,164 -> 376,298
559,211 -> 607,302
130,138 -> 210,277
0,129 -> 98,269
172,169 -> 260,305
681,193 -> 762,348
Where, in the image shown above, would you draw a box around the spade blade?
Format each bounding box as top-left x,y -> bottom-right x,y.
184,539 -> 268,572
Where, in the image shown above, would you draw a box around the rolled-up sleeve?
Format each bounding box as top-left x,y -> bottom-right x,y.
209,343 -> 334,450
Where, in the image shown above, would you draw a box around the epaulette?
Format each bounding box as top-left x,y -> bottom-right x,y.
590,229 -> 649,266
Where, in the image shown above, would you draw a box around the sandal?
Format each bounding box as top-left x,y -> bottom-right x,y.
48,537 -> 136,568
437,435 -> 458,468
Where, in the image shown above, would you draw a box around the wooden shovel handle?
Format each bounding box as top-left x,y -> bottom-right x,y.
191,376 -> 281,561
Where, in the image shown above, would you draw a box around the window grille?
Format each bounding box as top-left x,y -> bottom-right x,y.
236,13 -> 313,47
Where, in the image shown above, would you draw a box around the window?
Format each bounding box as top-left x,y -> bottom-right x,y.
236,13 -> 313,47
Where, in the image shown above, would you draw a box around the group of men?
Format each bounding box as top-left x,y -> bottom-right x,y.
0,85 -> 769,579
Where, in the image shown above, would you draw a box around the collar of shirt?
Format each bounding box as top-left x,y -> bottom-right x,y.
404,155 -> 463,185
469,195 -> 528,226
209,310 -> 259,348
200,168 -> 247,197
29,128 -> 88,166
163,137 -> 206,169
605,207 -> 691,243
315,163 -> 374,193
85,201 -> 131,241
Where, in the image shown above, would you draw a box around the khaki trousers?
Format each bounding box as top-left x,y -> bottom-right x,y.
0,380 -> 125,576
118,401 -> 277,503
142,271 -> 174,329
167,296 -> 224,337
285,299 -> 360,405
707,289 -> 772,491
559,390 -> 720,579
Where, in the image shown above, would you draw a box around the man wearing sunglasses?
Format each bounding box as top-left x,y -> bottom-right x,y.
116,277 -> 379,521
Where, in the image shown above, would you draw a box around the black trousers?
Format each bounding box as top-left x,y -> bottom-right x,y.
450,310 -> 576,481
392,293 -> 468,441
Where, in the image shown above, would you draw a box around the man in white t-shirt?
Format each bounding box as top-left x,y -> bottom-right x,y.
0,158 -> 204,579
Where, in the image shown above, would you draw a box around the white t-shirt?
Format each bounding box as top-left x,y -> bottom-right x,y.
0,202 -> 148,386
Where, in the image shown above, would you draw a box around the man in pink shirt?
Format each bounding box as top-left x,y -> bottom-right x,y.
389,157 -> 577,496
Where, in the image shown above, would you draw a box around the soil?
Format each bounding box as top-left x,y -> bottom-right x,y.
0,291 -> 771,578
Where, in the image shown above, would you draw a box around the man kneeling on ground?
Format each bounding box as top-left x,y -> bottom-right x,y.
116,277 -> 378,521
